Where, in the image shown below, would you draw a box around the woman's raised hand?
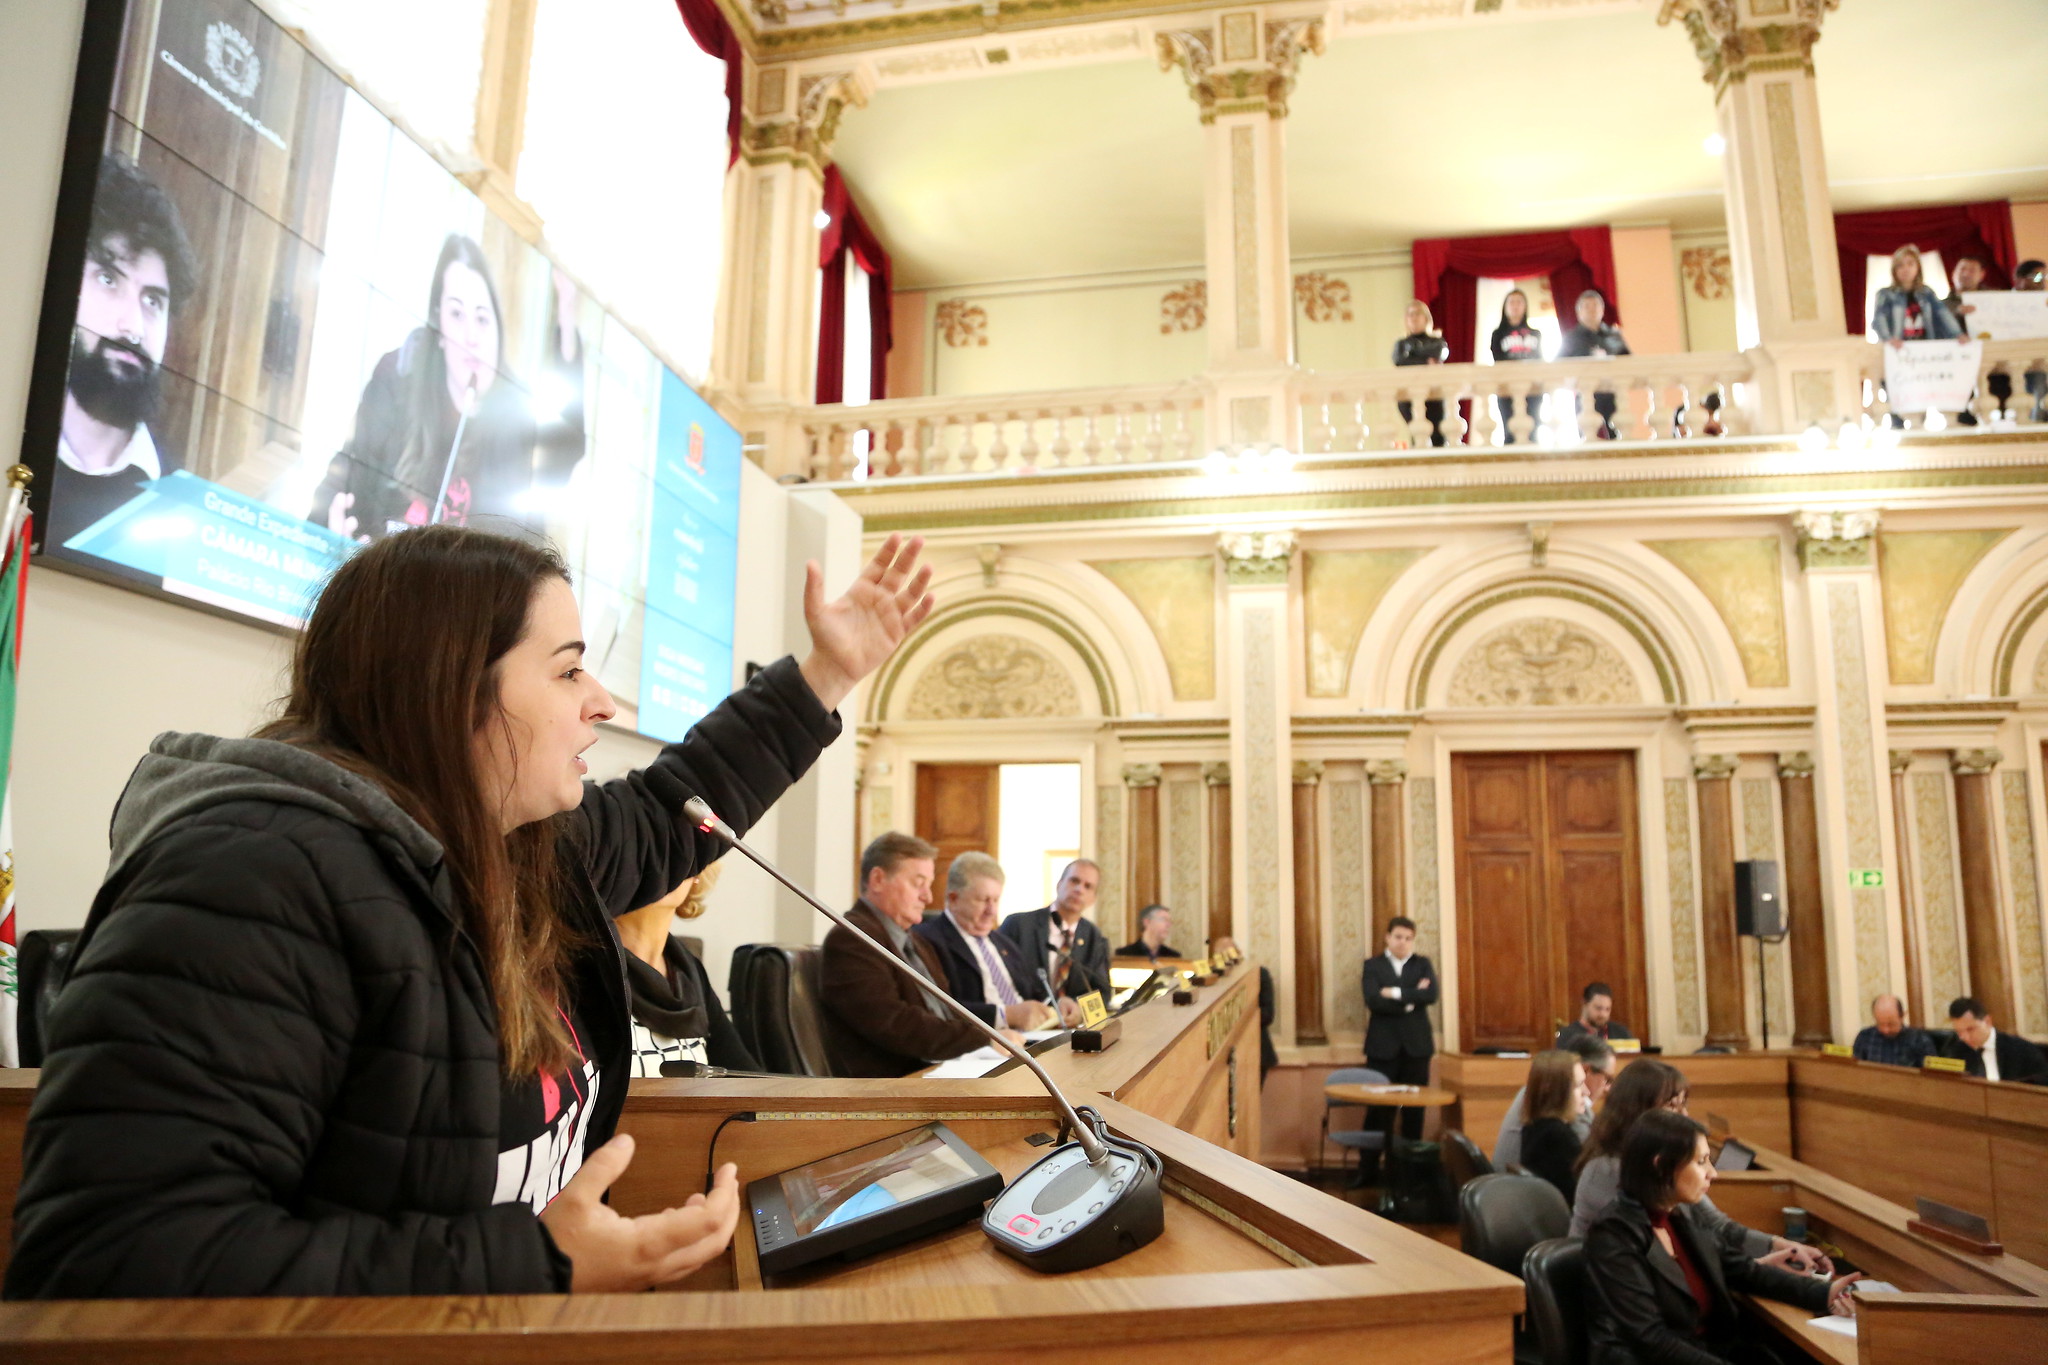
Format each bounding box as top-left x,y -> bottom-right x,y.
540,1134 -> 741,1292
798,533 -> 936,712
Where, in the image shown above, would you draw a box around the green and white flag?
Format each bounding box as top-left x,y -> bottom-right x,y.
0,509 -> 28,1067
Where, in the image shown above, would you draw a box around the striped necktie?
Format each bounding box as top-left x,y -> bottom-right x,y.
972,933 -> 1021,1007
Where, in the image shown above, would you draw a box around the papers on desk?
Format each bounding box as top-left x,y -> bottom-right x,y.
923,1032 -> 1067,1080
1353,1084 -> 1421,1095
1807,1281 -> 1898,1338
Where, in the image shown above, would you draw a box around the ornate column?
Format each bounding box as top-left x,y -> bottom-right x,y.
1952,749 -> 2014,1023
1123,763 -> 1164,921
712,65 -> 871,422
1157,9 -> 1323,451
1367,760 -> 1408,940
1220,530 -> 1296,1014
1887,749 -> 1928,1024
1795,511 -> 1907,1042
1694,754 -> 1747,1048
1659,0 -> 1858,429
1292,760 -> 1325,1045
1203,761 -> 1233,951
1778,751 -> 1833,1044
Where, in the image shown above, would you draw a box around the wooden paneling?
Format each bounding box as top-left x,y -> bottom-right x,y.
1206,772 -> 1232,950
1953,769 -> 2013,1024
1695,770 -> 1745,1047
1439,1052 -> 1793,1156
1452,751 -> 1643,1052
1858,1297 -> 2048,1365
1132,780 -> 1162,914
914,762 -> 1000,873
1368,776 -> 1405,937
1291,775 -> 1325,1044
1780,769 -> 1834,1044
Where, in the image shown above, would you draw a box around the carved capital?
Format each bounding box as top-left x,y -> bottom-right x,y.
1692,753 -> 1741,781
1366,759 -> 1409,786
1888,749 -> 1914,775
1122,762 -> 1164,789
1951,748 -> 2002,776
1777,750 -> 1816,780
1657,0 -> 1837,98
1155,15 -> 1324,123
1219,529 -> 1296,586
1202,760 -> 1231,787
1292,759 -> 1325,786
1794,509 -> 1877,570
976,543 -> 1002,588
740,68 -> 870,174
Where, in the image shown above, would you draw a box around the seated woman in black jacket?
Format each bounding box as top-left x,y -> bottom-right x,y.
1517,1049 -> 1586,1205
8,524 -> 933,1299
615,863 -> 759,1076
1586,1111 -> 1861,1364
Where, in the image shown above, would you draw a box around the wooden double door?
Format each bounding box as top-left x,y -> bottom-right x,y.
914,763 -> 1001,875
1452,750 -> 1646,1054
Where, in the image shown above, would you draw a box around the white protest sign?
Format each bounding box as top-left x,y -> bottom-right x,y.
1960,291 -> 2048,341
1883,339 -> 1982,414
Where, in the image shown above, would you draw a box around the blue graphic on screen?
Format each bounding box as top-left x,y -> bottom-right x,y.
638,370 -> 742,742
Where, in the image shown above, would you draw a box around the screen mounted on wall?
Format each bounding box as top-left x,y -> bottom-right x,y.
24,0 -> 739,741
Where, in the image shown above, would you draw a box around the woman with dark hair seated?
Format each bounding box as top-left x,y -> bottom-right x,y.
1585,1110 -> 1862,1364
1517,1049 -> 1586,1205
615,864 -> 759,1076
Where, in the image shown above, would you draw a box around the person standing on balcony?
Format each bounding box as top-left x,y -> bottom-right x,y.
2016,259 -> 2047,422
1945,256 -> 1998,425
1393,300 -> 1450,448
1488,289 -> 1545,444
1871,244 -> 1961,348
1557,289 -> 1630,440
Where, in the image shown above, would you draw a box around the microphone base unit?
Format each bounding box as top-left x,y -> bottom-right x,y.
1171,987 -> 1196,1006
1070,1019 -> 1121,1052
983,1108 -> 1165,1273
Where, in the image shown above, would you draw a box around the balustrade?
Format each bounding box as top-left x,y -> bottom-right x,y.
1852,337 -> 2048,434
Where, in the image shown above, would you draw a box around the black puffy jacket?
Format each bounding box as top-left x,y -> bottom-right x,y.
6,656 -> 837,1299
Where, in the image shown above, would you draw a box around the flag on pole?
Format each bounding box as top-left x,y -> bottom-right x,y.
0,471 -> 30,1068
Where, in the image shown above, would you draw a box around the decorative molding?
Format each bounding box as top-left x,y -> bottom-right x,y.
1219,529 -> 1297,586
1122,762 -> 1164,789
1888,749 -> 1914,774
1294,270 -> 1354,323
1445,618 -> 1641,708
1779,751 -> 1816,779
1366,760 -> 1408,786
1794,509 -> 1878,570
1643,536 -> 1790,688
739,68 -> 869,172
1951,748 -> 2002,776
1088,556 -> 1217,702
1665,777 -> 1705,1035
1155,18 -> 1325,123
934,298 -> 990,348
1680,245 -> 1733,300
1876,529 -> 2013,687
1692,754 -> 1741,781
1658,0 -> 1839,97
976,543 -> 1002,588
1409,580 -> 1683,709
869,597 -> 1120,721
1292,759 -> 1325,786
903,634 -> 1081,719
1160,279 -> 1207,333
1301,548 -> 1430,698
1527,521 -> 1551,569
1202,760 -> 1232,787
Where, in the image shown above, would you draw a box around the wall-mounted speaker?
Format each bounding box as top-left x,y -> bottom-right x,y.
1734,860 -> 1784,938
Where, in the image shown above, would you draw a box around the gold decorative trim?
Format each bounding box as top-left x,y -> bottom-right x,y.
868,597 -> 1120,721
1408,579 -> 1685,709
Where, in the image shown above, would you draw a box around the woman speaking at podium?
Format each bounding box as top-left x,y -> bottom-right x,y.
5,524 -> 932,1299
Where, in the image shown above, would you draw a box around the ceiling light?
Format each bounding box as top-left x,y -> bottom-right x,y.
1702,133 -> 1727,156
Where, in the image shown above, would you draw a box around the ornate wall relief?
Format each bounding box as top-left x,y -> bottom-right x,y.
1160,280 -> 1207,334
1088,556 -> 1217,700
1293,271 -> 1354,323
1666,778 -> 1705,1035
1876,529 -> 2012,686
1445,617 -> 1640,708
1301,548 -> 1428,698
1330,778 -> 1368,1037
1643,537 -> 1789,687
1680,246 -> 1733,300
935,298 -> 989,348
1910,771 -> 1966,1004
903,635 -> 1080,719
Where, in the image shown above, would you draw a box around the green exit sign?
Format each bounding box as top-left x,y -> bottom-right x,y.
1850,868 -> 1886,888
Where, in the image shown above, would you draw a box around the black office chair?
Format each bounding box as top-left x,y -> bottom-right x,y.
16,929 -> 82,1067
1522,1237 -> 1588,1365
1459,1173 -> 1571,1277
738,944 -> 835,1077
1441,1127 -> 1495,1193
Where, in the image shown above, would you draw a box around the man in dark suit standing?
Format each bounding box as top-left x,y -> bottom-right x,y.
998,858 -> 1113,1004
1939,996 -> 2048,1085
822,832 -> 999,1077
1361,916 -> 1438,1142
916,852 -> 1070,1030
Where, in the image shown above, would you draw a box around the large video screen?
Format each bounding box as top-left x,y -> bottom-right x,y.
25,0 -> 739,740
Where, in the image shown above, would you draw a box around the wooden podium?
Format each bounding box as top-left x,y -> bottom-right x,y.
0,961 -> 1523,1362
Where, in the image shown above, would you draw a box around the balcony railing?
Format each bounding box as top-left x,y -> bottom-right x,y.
788,340 -> 2048,484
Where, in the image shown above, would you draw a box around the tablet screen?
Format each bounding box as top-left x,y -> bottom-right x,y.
778,1122 -> 980,1236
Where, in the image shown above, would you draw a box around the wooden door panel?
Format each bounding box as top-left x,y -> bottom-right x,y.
1464,758 -> 1538,839
1544,751 -> 1645,1041
915,763 -> 1000,877
1463,851 -> 1542,1049
1550,753 -> 1626,836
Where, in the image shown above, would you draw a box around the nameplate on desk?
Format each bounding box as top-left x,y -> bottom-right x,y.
1922,1055 -> 1967,1073
1077,991 -> 1110,1028
1610,1038 -> 1642,1053
1821,1043 -> 1854,1058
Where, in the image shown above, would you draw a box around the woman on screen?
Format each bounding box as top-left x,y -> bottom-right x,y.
315,233 -> 586,542
7,524 -> 935,1298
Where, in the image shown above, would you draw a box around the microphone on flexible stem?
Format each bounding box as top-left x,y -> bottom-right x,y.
675,788 -> 1165,1271
431,375 -> 478,525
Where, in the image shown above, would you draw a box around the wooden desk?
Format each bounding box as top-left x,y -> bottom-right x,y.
1436,1050 -> 1796,1155
0,960 -> 1524,1363
1324,1084 -> 1456,1109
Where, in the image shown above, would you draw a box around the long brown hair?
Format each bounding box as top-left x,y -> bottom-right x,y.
1576,1057 -> 1686,1172
260,524 -> 582,1076
1524,1049 -> 1581,1125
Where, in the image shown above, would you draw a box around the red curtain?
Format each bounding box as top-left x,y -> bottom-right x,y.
815,165 -> 894,405
1832,201 -> 2016,336
673,0 -> 743,165
1411,227 -> 1619,365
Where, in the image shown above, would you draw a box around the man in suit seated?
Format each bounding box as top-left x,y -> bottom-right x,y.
822,832 -> 1004,1077
915,851 -> 1072,1031
1555,981 -> 1637,1049
999,858 -> 1113,1004
1851,993 -> 1934,1068
1361,916 -> 1438,1145
1940,996 -> 2048,1085
1117,903 -> 1183,962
